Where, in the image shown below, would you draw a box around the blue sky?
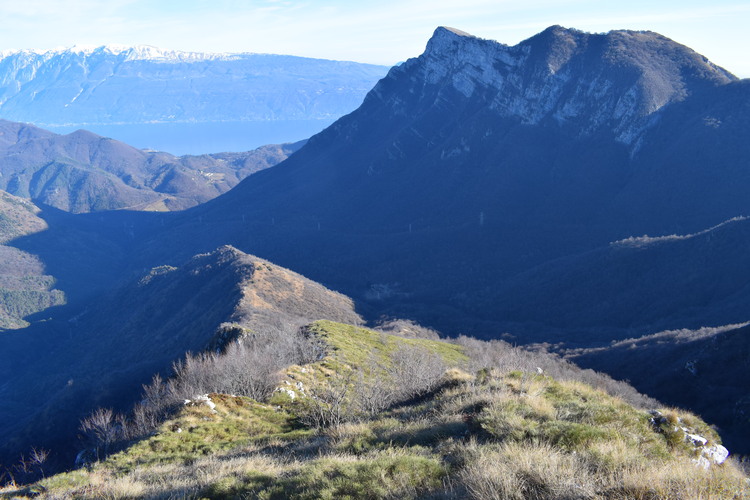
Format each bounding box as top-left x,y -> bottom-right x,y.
1,0 -> 748,76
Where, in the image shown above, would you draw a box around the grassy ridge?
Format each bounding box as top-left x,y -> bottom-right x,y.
4,321 -> 748,499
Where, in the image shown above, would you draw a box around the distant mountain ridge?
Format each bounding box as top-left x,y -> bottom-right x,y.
0,119 -> 304,212
0,45 -> 389,153
114,25 -> 750,338
0,44 -> 246,62
0,245 -> 361,463
5,24 -> 750,458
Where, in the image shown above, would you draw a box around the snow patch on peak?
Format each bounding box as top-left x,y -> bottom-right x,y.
0,45 -> 246,63
119,46 -> 243,62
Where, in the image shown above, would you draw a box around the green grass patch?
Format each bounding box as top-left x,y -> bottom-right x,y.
242,453 -> 448,500
17,321 -> 749,500
30,469 -> 91,497
106,395 -> 311,472
305,320 -> 467,371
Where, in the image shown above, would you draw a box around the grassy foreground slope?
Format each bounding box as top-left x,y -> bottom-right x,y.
4,321 -> 748,499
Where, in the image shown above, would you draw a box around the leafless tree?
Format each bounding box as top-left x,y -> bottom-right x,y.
351,356 -> 398,417
28,448 -> 49,478
80,408 -> 120,460
390,344 -> 447,399
297,371 -> 354,428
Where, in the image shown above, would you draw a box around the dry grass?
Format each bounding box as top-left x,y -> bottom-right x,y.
23,452 -> 285,499
457,439 -> 750,500
6,323 -> 750,499
459,441 -> 597,500
612,457 -> 750,500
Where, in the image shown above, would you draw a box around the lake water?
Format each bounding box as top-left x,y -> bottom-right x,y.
46,119 -> 337,156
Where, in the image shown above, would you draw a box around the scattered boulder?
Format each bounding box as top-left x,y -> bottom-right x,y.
275,387 -> 297,400
184,394 -> 217,413
649,410 -> 729,468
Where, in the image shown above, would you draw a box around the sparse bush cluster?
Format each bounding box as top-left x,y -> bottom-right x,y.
297,343 -> 448,428
375,318 -> 442,340
0,447 -> 49,488
372,321 -> 658,409
77,326 -> 326,462
170,329 -> 325,402
454,335 -> 660,409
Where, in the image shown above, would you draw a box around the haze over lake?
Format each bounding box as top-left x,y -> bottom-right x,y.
46,119 -> 335,155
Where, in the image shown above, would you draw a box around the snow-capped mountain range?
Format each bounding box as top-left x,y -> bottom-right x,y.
0,45 -> 389,153
0,44 -> 239,62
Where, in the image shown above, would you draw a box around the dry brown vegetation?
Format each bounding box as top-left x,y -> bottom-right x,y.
3,321 -> 748,499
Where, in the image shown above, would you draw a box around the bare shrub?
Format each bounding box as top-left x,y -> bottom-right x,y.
455,336 -> 538,374
454,335 -> 659,409
297,371 -> 354,428
169,351 -> 223,400
297,344 -> 448,428
375,319 -> 442,340
1,446 -> 51,487
80,408 -> 121,460
27,448 -> 48,471
141,373 -> 171,410
169,327 -> 322,403
128,402 -> 161,439
216,341 -> 283,399
391,344 -> 447,400
352,368 -> 398,417
133,373 -> 175,435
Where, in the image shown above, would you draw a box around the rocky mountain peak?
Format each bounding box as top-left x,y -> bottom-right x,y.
425,26 -> 479,49
419,25 -> 516,84
379,25 -> 737,148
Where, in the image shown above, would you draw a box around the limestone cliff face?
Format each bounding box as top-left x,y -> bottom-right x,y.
373,25 -> 735,148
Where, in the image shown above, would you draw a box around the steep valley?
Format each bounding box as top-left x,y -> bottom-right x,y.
1,24 -> 750,488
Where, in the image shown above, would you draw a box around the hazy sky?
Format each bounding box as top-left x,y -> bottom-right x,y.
1,0 -> 748,76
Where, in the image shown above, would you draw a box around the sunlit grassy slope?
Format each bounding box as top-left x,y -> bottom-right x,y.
6,320 -> 748,499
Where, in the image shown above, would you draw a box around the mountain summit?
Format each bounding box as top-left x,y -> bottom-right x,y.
395,25 -> 735,147
113,24 -> 750,340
